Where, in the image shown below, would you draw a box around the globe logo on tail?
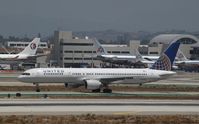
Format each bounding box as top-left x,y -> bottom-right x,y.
30,43 -> 36,50
151,54 -> 171,71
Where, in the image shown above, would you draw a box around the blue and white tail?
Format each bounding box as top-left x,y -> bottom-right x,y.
150,41 -> 180,71
93,39 -> 108,55
19,38 -> 40,55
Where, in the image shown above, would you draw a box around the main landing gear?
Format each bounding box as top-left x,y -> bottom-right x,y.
103,88 -> 112,93
91,84 -> 112,93
33,83 -> 40,92
92,88 -> 101,93
91,88 -> 112,93
103,84 -> 112,93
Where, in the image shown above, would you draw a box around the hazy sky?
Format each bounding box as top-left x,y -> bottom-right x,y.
0,0 -> 199,36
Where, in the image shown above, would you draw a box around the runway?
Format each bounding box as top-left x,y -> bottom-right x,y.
0,99 -> 199,115
0,91 -> 199,98
0,72 -> 198,115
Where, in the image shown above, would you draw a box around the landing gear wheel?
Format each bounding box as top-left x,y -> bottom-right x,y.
35,83 -> 40,92
103,89 -> 112,93
92,89 -> 101,93
36,89 -> 40,92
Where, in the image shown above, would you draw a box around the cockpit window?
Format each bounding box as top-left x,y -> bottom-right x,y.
22,73 -> 30,75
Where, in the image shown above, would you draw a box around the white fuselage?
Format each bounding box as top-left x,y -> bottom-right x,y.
0,54 -> 35,60
175,60 -> 199,65
18,68 -> 175,85
98,54 -> 159,63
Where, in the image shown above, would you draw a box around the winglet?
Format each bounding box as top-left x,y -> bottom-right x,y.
150,41 -> 180,71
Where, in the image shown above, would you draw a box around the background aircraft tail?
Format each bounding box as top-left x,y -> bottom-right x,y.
2,45 -> 14,54
176,49 -> 188,61
19,38 -> 40,55
150,41 -> 180,71
93,39 -> 108,55
134,49 -> 143,62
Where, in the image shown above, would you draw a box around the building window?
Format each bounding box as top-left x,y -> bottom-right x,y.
64,58 -> 73,60
74,51 -> 82,53
10,44 -> 16,46
74,58 -> 82,60
84,58 -> 92,60
40,44 -> 46,47
121,51 -> 130,54
112,51 -> 120,53
84,51 -> 92,53
178,38 -> 197,44
64,51 -> 73,53
149,52 -> 158,54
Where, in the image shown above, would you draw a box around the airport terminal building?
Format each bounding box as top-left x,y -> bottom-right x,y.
51,31 -> 140,67
148,34 -> 199,59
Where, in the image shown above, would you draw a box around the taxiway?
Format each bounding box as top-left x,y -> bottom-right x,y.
0,99 -> 199,115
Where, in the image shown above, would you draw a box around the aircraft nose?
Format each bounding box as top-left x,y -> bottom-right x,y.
159,71 -> 176,78
17,75 -> 25,82
17,75 -> 30,83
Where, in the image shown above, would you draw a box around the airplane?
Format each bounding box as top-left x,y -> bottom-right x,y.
18,41 -> 180,93
175,50 -> 199,65
94,39 -> 159,64
0,38 -> 40,60
134,49 -> 156,67
134,47 -> 182,68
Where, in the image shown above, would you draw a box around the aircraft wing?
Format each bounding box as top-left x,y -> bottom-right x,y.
35,53 -> 49,57
99,77 -> 126,84
82,77 -> 127,85
26,53 -> 49,59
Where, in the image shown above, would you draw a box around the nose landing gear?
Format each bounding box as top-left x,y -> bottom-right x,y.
33,83 -> 40,92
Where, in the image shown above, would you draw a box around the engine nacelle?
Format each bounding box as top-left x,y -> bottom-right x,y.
85,80 -> 102,90
64,83 -> 81,88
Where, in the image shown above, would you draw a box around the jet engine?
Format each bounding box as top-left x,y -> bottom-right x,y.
85,80 -> 102,90
64,83 -> 82,88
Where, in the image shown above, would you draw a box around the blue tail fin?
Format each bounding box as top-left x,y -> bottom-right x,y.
150,41 -> 180,71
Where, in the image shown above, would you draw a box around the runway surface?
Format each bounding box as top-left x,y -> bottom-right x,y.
0,91 -> 199,98
0,99 -> 199,115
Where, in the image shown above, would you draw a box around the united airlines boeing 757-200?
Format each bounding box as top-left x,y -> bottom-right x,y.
18,41 -> 180,93
0,38 -> 40,60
